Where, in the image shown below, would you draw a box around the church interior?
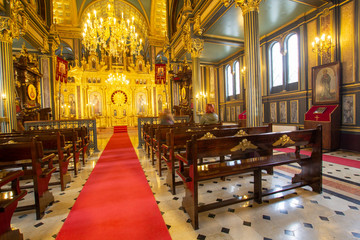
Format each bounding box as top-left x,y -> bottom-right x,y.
0,0 -> 359,239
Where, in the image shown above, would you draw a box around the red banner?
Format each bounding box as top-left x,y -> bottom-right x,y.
155,64 -> 166,84
56,56 -> 68,83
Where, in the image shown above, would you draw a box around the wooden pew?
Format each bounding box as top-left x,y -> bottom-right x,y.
148,122 -> 198,165
23,129 -> 83,175
0,132 -> 73,191
176,126 -> 322,229
77,126 -> 90,165
0,170 -> 27,240
0,139 -> 56,220
151,123 -> 232,167
162,124 -> 273,194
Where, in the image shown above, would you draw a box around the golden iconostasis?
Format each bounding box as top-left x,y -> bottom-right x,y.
56,54 -> 169,127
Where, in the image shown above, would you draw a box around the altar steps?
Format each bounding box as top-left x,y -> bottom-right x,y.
114,126 -> 127,133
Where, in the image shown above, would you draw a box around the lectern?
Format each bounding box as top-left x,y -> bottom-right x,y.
304,105 -> 340,150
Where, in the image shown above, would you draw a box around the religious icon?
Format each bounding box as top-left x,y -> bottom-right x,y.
89,92 -> 102,115
312,62 -> 340,105
158,67 -> 164,76
69,95 -> 76,115
137,93 -> 146,115
342,94 -> 355,125
27,84 -> 37,101
158,95 -> 163,114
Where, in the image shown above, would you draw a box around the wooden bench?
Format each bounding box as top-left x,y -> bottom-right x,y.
144,122 -> 197,160
176,126 -> 322,229
0,139 -> 56,220
162,124 -> 273,194
23,129 -> 83,175
0,132 -> 73,191
0,170 -> 27,240
151,123 -> 238,168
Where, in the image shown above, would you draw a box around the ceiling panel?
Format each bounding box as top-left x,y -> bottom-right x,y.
181,42 -> 242,64
205,5 -> 244,40
206,0 -> 315,40
258,0 -> 313,36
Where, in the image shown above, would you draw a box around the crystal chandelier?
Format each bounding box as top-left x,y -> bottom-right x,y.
82,0 -> 143,58
105,72 -> 129,86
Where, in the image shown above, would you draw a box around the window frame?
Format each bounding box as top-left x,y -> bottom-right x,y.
225,60 -> 242,101
225,64 -> 234,100
269,31 -> 300,94
233,60 -> 241,96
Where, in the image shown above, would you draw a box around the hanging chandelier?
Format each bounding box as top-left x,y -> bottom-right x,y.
105,72 -> 129,86
82,0 -> 143,58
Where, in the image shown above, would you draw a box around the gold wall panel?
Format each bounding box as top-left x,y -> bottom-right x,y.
340,1 -> 355,84
307,19 -> 317,89
320,9 -> 334,64
219,66 -> 225,103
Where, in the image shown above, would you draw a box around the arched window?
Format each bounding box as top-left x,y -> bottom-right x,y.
287,34 -> 299,84
269,32 -> 299,93
234,61 -> 241,95
270,42 -> 283,88
225,65 -> 233,97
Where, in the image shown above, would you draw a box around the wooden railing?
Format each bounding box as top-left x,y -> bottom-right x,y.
137,116 -> 189,148
24,119 -> 99,152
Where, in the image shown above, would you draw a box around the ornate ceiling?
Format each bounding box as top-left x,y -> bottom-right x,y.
53,0 -> 167,41
171,0 -> 331,64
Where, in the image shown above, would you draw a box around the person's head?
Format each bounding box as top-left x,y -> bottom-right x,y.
163,108 -> 171,115
206,104 -> 215,114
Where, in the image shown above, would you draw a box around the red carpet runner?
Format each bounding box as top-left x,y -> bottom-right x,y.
275,148 -> 360,169
56,132 -> 171,240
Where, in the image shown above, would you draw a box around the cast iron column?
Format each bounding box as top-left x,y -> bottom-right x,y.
189,38 -> 204,123
236,0 -> 262,127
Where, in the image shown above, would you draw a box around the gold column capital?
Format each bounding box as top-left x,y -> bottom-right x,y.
0,0 -> 25,43
189,38 -> 204,58
235,0 -> 262,15
0,17 -> 19,43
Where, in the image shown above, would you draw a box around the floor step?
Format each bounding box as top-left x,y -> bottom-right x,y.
114,126 -> 127,133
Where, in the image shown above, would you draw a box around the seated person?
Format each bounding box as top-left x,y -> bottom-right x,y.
200,104 -> 219,125
160,109 -> 175,125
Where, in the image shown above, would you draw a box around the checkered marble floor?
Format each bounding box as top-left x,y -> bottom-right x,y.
8,128 -> 360,240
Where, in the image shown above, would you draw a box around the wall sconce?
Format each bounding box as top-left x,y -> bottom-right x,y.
196,91 -> 207,114
241,66 -> 246,76
1,93 -> 7,119
312,33 -> 332,59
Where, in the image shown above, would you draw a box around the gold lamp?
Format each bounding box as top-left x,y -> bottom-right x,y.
312,33 -> 332,59
82,0 -> 143,58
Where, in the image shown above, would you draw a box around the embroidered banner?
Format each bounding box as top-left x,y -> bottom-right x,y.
155,64 -> 166,84
56,56 -> 68,83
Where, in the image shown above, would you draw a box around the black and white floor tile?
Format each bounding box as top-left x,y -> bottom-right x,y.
8,128 -> 360,240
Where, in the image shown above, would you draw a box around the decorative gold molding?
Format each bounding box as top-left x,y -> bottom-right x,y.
272,135 -> 295,147
188,38 -> 204,58
0,0 -> 25,43
234,130 -> 248,137
231,139 -> 257,152
235,0 -> 262,15
199,132 -> 216,140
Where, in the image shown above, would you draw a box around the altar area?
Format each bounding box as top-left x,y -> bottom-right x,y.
57,52 -> 169,128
